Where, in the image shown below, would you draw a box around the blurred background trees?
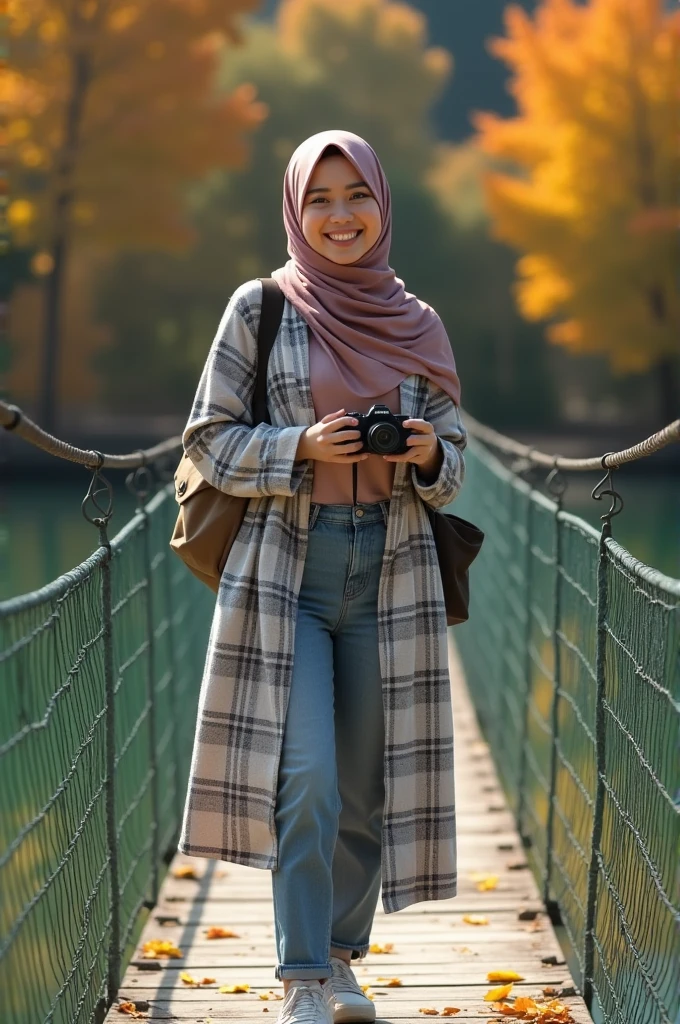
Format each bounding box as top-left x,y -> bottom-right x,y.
474,0 -> 680,422
5,0 -> 678,431
7,0 -> 266,429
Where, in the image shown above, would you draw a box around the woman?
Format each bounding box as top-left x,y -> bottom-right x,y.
178,130 -> 466,1024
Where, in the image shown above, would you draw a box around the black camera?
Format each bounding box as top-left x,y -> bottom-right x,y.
344,403 -> 412,455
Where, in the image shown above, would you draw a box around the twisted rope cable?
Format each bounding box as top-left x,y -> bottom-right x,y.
1,397 -> 678,473
461,409 -> 680,471
0,400 -> 182,470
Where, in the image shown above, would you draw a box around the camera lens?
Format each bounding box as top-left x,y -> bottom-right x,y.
367,422 -> 399,454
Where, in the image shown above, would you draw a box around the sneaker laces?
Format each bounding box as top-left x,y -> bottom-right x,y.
283,982 -> 332,1024
330,957 -> 366,996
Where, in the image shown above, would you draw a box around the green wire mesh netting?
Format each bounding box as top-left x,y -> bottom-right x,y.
453,438 -> 679,1024
0,483 -> 214,1024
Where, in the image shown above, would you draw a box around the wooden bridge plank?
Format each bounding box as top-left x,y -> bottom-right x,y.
105,636 -> 590,1023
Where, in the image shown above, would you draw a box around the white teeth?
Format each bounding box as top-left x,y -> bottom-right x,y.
328,231 -> 359,241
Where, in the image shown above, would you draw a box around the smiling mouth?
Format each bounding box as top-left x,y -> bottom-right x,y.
325,229 -> 363,245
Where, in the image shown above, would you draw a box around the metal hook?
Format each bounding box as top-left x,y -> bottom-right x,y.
126,451 -> 152,502
591,452 -> 624,526
546,457 -> 567,502
82,452 -> 114,528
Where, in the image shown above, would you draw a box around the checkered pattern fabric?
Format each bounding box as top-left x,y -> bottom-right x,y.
178,279 -> 467,912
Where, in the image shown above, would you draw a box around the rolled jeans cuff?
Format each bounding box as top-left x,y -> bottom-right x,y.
275,961 -> 333,981
330,939 -> 370,961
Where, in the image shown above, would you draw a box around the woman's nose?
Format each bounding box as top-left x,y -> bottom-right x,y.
328,205 -> 354,223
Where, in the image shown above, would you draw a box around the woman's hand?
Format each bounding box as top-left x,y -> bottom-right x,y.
297,408 -> 370,464
382,418 -> 439,467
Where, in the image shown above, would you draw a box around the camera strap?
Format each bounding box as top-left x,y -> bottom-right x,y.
352,461 -> 358,507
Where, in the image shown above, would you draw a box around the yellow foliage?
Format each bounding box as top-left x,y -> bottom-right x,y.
474,0 -> 680,373
8,0 -> 264,253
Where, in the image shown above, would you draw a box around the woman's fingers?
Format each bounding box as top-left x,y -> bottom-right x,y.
320,408 -> 346,422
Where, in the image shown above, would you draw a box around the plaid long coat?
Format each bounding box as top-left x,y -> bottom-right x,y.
178,279 -> 467,913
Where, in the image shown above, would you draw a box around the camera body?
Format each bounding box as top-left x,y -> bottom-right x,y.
345,403 -> 412,455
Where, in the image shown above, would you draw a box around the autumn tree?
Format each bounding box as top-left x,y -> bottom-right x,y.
474,0 -> 680,422
7,0 -> 266,429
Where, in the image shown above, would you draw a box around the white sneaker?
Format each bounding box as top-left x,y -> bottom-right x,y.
329,957 -> 376,1023
277,978 -> 335,1024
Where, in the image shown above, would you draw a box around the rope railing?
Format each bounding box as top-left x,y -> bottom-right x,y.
462,410 -> 680,472
0,400 -> 182,470
2,396 -> 679,474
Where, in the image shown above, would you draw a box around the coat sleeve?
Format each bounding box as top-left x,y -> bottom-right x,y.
410,378 -> 467,510
182,279 -> 310,499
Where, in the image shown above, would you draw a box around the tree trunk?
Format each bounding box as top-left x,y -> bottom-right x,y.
654,355 -> 680,426
39,48 -> 92,432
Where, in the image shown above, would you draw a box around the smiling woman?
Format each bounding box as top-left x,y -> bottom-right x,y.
301,144 -> 382,263
177,129 -> 467,1021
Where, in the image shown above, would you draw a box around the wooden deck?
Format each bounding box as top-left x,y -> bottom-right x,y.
106,636 -> 591,1023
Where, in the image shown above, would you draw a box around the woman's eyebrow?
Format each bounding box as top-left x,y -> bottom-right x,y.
305,180 -> 370,195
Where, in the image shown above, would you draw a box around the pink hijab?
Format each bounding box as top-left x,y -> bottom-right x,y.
271,130 -> 461,406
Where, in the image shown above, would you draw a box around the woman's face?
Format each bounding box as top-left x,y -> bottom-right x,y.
301,154 -> 382,265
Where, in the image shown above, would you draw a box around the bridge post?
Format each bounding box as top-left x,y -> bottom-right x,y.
543,468 -> 566,913
127,466 -> 160,906
82,462 -> 122,1006
583,456 -> 622,1008
516,490 -> 534,837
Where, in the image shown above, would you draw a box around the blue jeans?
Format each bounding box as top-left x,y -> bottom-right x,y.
272,499 -> 390,981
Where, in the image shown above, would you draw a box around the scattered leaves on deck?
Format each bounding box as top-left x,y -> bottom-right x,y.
487,970 -> 525,983
117,1002 -> 147,1018
219,983 -> 250,993
375,977 -> 402,986
492,996 -> 575,1020
179,971 -> 215,986
484,982 -> 514,1002
140,939 -> 182,959
470,873 -> 499,891
368,942 -> 395,953
172,864 -> 199,879
462,913 -> 489,925
205,925 -> 240,938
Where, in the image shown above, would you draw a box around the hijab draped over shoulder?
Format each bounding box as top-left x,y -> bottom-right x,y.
271,129 -> 461,407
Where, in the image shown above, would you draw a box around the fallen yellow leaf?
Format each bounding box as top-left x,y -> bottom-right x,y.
141,939 -> 182,959
462,914 -> 489,926
484,982 -> 514,1002
441,1009 -> 460,1016
469,873 -> 499,891
180,971 -> 199,986
419,1009 -> 439,1015
200,977 -> 216,985
487,970 -> 525,983
117,1002 -> 145,1018
369,942 -> 394,953
173,864 -> 199,878
205,926 -> 240,938
375,977 -> 402,986
219,983 -> 250,993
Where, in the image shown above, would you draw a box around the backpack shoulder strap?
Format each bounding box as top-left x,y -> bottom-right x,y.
252,277 -> 285,425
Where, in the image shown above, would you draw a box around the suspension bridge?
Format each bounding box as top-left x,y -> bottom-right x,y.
1,398 -> 678,1024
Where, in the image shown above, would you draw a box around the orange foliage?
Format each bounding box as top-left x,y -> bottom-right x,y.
473,0 -> 680,374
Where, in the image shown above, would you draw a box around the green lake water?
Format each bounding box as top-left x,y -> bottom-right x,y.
1,473 -> 678,603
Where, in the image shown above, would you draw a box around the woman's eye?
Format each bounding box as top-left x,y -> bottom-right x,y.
309,196 -> 328,204
350,192 -> 370,200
